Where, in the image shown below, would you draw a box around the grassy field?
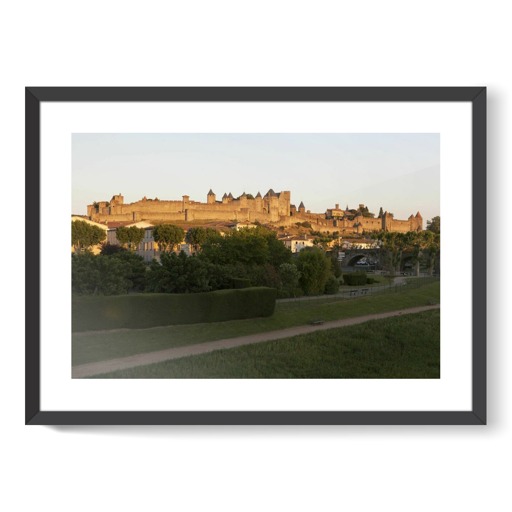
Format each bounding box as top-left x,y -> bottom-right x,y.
91,309 -> 440,379
73,279 -> 439,366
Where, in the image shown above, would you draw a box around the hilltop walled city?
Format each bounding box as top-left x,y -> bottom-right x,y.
87,188 -> 423,235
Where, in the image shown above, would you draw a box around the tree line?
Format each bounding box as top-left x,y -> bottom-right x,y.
71,217 -> 441,297
72,221 -> 338,297
369,224 -> 440,276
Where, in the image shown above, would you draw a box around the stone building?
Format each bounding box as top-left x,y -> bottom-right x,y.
87,190 -> 423,234
324,203 -> 422,234
88,189 -> 291,225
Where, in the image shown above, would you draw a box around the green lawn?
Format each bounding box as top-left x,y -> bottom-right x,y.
73,280 -> 439,366
91,309 -> 440,379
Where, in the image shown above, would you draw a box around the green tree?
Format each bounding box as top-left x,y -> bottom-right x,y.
403,231 -> 422,276
426,216 -> 441,234
330,251 -> 342,278
201,228 -> 268,266
403,230 -> 443,277
185,227 -> 218,253
71,252 -> 100,294
421,230 -> 441,276
71,220 -> 106,252
109,250 -> 147,292
278,263 -> 302,298
200,226 -> 292,268
146,252 -> 186,292
100,243 -> 127,256
146,252 -> 212,293
116,226 -> 145,251
295,247 -> 332,295
375,231 -> 408,275
72,253 -> 132,295
153,224 -> 185,252
324,275 -> 340,294
253,226 -> 292,267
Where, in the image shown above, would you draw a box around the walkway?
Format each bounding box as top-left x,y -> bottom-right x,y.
72,304 -> 440,378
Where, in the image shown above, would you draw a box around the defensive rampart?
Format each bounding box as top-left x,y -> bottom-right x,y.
87,190 -> 423,234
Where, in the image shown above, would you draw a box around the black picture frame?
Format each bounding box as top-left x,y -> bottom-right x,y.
25,87 -> 486,425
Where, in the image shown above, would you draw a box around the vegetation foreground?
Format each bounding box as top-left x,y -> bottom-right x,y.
73,280 -> 439,366
91,309 -> 440,379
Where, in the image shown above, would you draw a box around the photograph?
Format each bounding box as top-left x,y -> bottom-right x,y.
26,86 -> 485,425
71,132 -> 441,380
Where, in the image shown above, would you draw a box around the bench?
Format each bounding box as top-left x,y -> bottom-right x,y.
309,320 -> 324,325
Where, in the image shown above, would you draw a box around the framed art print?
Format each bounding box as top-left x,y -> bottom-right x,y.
25,87 -> 486,425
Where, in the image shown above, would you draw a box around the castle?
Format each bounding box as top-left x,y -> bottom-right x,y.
87,189 -> 423,234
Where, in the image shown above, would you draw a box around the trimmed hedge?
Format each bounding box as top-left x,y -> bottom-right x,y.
72,287 -> 277,332
342,272 -> 367,286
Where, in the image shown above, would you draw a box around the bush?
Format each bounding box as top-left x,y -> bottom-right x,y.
72,287 -> 277,332
206,262 -> 248,291
109,250 -> 147,292
295,247 -> 331,295
343,272 -> 367,286
146,252 -> 212,293
278,263 -> 302,298
100,243 -> 127,256
232,278 -> 251,288
324,275 -> 340,294
72,253 -> 132,295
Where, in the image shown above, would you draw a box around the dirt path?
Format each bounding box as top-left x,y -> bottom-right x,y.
72,304 -> 440,378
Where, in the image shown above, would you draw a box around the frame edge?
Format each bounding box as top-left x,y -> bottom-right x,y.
471,87 -> 487,424
25,88 -> 41,425
25,86 -> 487,426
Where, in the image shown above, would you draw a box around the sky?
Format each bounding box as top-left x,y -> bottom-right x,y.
72,133 -> 440,223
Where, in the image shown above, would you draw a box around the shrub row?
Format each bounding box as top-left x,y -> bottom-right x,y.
72,287 -> 277,332
342,272 -> 368,286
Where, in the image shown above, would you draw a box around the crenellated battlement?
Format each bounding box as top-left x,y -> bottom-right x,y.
87,190 -> 423,233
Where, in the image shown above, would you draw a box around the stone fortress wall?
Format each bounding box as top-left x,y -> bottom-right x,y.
87,189 -> 423,233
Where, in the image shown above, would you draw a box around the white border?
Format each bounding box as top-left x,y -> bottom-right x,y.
40,101 -> 472,412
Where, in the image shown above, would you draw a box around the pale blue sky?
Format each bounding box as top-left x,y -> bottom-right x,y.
72,133 -> 440,223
